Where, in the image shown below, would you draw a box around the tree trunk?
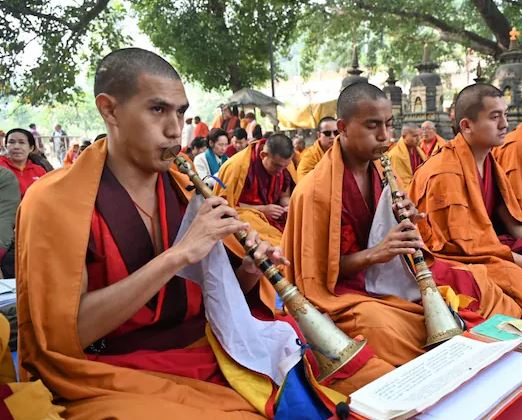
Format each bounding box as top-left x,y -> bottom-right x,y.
228,64 -> 243,92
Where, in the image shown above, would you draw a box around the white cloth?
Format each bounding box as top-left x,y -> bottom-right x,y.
365,184 -> 420,301
175,195 -> 300,385
181,124 -> 194,148
193,152 -> 224,188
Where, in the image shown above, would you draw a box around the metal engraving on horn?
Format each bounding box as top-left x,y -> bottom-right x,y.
380,154 -> 463,347
171,152 -> 366,380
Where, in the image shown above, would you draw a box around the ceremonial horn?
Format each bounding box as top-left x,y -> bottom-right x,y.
170,151 -> 366,381
380,155 -> 463,347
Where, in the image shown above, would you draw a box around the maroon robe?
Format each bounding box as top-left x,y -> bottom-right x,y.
408,147 -> 423,173
238,140 -> 294,232
336,161 -> 481,309
85,166 -> 226,384
478,153 -> 522,253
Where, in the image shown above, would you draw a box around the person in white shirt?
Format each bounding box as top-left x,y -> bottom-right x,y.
181,117 -> 194,148
193,128 -> 228,186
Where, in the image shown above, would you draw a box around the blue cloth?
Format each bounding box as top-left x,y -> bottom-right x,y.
275,359 -> 332,420
205,149 -> 227,176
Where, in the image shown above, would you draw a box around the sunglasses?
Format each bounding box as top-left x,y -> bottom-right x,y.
321,130 -> 339,137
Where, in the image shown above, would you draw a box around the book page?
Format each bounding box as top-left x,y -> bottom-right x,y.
350,336 -> 522,419
419,351 -> 522,419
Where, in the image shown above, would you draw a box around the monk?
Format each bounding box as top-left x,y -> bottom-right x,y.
297,116 -> 337,182
387,124 -> 425,190
419,121 -> 446,158
17,48 -> 380,419
283,82 -> 521,370
222,106 -> 240,137
193,116 -> 209,138
225,128 -> 248,158
215,135 -> 296,246
494,123 -> 522,209
410,83 -> 522,308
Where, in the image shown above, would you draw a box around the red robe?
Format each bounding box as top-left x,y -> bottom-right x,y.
238,140 -> 294,232
409,147 -> 423,173
85,166 -> 225,384
337,162 -> 481,311
478,154 -> 522,253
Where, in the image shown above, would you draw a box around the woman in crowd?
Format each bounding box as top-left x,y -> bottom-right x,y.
0,128 -> 46,197
193,128 -> 228,184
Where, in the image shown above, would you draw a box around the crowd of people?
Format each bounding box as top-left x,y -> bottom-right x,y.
0,46 -> 522,418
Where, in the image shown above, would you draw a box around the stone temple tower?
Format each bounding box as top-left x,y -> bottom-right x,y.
493,27 -> 522,130
340,45 -> 368,90
382,68 -> 403,138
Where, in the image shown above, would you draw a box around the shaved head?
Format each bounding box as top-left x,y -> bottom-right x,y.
94,48 -> 181,101
337,82 -> 389,121
421,121 -> 435,130
265,133 -> 294,159
454,83 -> 503,132
402,123 -> 419,136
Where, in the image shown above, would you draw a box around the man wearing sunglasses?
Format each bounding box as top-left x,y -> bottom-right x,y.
296,116 -> 338,181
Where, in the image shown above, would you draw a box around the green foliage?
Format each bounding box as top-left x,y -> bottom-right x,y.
133,0 -> 303,92
0,1 -> 129,105
299,0 -> 521,79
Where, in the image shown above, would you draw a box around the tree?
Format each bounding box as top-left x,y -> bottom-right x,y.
133,0 -> 303,92
300,0 -> 521,78
0,1 -> 128,105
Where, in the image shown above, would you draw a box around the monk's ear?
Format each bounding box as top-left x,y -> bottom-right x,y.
337,119 -> 347,134
95,93 -> 119,126
459,118 -> 472,135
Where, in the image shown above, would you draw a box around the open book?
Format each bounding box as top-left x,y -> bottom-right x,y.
349,335 -> 522,420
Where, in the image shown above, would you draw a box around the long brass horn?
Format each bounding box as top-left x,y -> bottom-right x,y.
169,152 -> 366,381
380,155 -> 463,347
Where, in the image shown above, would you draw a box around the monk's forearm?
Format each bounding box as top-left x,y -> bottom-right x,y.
339,249 -> 375,277
498,204 -> 522,238
77,248 -> 190,349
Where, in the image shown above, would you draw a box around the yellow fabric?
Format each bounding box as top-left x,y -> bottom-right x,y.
296,140 -> 325,182
0,315 -> 15,384
278,100 -> 337,130
214,141 -> 296,247
387,137 -> 426,191
420,135 -> 446,158
437,285 -> 476,312
206,324 -> 273,416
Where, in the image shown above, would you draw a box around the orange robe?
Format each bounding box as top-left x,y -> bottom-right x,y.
387,137 -> 426,190
63,148 -> 79,167
193,122 -> 210,138
419,134 -> 446,158
296,140 -> 325,182
494,124 -> 522,209
214,140 -> 297,247
282,139 -> 521,369
409,133 -> 522,308
16,140 -> 268,419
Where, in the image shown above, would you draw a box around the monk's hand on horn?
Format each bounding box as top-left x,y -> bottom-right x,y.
242,230 -> 290,272
176,196 -> 249,265
392,191 -> 426,223
369,220 -> 424,264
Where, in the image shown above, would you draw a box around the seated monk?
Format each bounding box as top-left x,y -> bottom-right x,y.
292,136 -> 305,167
410,83 -> 522,309
282,82 -> 522,370
387,123 -> 425,190
215,134 -> 297,246
494,123 -> 522,209
297,116 -> 337,182
16,48 -> 384,419
420,120 -> 446,158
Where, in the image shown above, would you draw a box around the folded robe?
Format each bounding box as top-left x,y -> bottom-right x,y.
409,133 -> 522,308
387,137 -> 426,191
296,140 -> 325,182
494,124 -> 522,210
283,138 -> 521,368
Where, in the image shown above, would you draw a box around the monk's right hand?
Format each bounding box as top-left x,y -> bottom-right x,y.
175,196 -> 249,265
262,204 -> 286,220
368,220 -> 424,264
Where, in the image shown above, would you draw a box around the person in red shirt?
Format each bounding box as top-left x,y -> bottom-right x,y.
0,128 -> 47,197
225,128 -> 248,157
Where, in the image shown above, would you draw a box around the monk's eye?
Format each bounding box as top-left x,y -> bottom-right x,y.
367,123 -> 377,129
151,106 -> 164,113
177,108 -> 185,117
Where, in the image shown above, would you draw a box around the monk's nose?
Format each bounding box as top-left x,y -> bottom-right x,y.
166,115 -> 182,140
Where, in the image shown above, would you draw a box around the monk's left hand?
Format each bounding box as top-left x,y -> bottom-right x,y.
241,230 -> 290,275
392,192 -> 426,223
